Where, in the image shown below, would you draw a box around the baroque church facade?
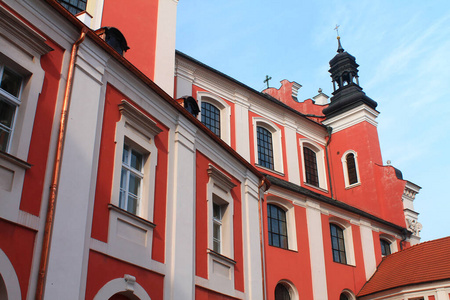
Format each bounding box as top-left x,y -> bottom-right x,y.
1,0 -> 444,299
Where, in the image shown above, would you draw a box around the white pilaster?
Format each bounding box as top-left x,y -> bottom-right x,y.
284,121 -> 300,184
234,97 -> 250,161
44,44 -> 106,299
306,200 -> 328,300
242,176 -> 264,299
359,221 -> 377,280
165,117 -> 197,300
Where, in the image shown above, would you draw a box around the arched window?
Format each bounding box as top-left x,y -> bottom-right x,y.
267,204 -> 288,249
342,150 -> 360,187
275,283 -> 291,300
330,224 -> 346,264
303,146 -> 319,187
201,102 -> 221,137
340,293 -> 349,300
257,126 -> 274,170
380,239 -> 391,256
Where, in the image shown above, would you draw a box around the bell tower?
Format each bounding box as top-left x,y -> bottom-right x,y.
323,37 -> 378,117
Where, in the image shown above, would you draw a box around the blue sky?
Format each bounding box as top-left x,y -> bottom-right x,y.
175,1 -> 450,242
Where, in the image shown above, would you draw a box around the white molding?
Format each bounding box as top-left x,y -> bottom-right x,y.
0,5 -> 53,58
0,248 -> 21,300
322,104 -> 379,133
93,275 -> 151,300
111,101 -> 161,221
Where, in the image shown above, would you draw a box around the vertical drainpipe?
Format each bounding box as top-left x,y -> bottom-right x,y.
325,126 -> 334,200
35,28 -> 87,300
258,178 -> 268,300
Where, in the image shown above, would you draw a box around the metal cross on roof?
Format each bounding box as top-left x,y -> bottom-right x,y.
334,24 -> 340,37
264,75 -> 272,89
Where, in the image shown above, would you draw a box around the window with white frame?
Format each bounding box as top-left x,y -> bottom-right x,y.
329,218 -> 355,265
198,92 -> 231,144
111,100 -> 162,220
341,150 -> 360,187
379,234 -> 397,256
274,280 -> 299,300
0,66 -> 22,153
253,118 -> 283,173
207,165 -> 235,257
300,140 -> 327,190
267,204 -> 288,249
267,197 -> 298,251
119,144 -> 144,215
206,165 -> 237,292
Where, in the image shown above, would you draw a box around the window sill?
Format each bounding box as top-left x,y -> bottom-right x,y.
256,164 -> 284,177
108,204 -> 156,228
0,151 -> 31,170
304,182 -> 328,193
268,244 -> 298,253
332,261 -> 356,267
207,248 -> 236,265
345,182 -> 361,189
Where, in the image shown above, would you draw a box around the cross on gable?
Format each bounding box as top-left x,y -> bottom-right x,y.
264,75 -> 272,89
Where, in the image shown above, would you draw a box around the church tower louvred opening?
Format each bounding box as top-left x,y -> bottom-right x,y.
323,36 -> 378,117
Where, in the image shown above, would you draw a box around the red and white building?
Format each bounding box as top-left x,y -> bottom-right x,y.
0,0 -> 445,300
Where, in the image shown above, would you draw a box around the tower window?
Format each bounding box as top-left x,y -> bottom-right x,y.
201,102 -> 221,137
257,126 -> 274,170
275,283 -> 291,300
267,204 -> 288,249
346,153 -> 358,185
303,147 -> 319,187
330,224 -> 347,264
57,0 -> 87,15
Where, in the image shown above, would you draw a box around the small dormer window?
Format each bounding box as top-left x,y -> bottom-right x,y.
57,0 -> 87,15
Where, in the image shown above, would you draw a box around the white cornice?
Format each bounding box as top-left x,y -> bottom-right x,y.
0,5 -> 53,57
322,104 -> 379,133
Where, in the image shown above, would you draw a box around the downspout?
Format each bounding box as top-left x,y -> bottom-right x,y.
35,28 -> 87,300
258,178 -> 268,300
325,126 -> 334,199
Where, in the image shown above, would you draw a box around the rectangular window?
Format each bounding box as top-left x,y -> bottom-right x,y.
213,202 -> 223,253
119,144 -> 144,215
0,66 -> 22,152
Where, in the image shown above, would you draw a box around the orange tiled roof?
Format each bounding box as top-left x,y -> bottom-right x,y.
358,236 -> 450,297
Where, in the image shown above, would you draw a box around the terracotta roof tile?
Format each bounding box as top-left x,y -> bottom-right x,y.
358,236 -> 450,297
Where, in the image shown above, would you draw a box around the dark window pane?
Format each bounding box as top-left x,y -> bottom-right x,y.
303,147 -> 319,186
201,102 -> 221,137
380,239 -> 391,256
346,153 -> 358,184
257,126 -> 274,169
267,204 -> 288,249
330,224 -> 346,264
1,68 -> 22,97
57,0 -> 87,14
275,283 -> 291,300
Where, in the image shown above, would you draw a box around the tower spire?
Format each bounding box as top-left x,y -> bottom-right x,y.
334,24 -> 344,53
